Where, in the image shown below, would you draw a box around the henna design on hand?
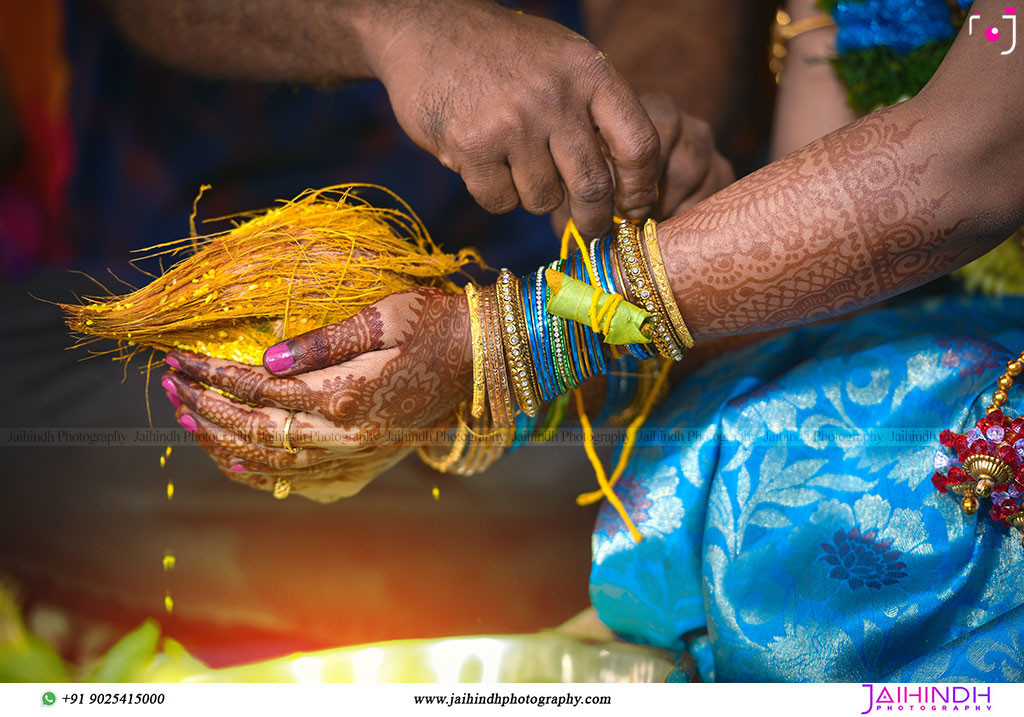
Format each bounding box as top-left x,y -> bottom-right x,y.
165,288 -> 472,500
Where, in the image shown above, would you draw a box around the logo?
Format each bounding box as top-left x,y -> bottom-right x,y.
41,692 -> 56,706
860,684 -> 993,713
968,7 -> 1017,54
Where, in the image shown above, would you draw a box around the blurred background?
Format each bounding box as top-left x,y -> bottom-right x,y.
0,0 -> 774,670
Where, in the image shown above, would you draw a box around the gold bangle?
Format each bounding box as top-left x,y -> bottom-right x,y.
498,269 -> 539,417
643,219 -> 694,350
465,283 -> 486,419
770,9 -> 835,83
482,283 -> 515,427
417,405 -> 471,473
615,221 -> 680,361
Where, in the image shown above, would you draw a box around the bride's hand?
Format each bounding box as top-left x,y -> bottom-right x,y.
161,287 -> 471,501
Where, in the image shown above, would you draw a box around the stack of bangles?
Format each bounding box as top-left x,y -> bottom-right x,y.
419,219 -> 694,475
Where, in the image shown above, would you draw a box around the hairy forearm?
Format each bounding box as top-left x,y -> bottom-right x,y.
104,0 -> 404,82
660,100 -> 1024,338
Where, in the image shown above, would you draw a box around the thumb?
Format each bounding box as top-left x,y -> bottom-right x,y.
263,301 -> 396,376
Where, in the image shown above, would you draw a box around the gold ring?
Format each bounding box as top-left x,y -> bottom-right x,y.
273,477 -> 292,500
282,410 -> 299,454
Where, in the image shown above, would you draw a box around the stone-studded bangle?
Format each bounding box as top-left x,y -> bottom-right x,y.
642,219 -> 694,351
498,269 -> 540,417
614,220 -> 679,361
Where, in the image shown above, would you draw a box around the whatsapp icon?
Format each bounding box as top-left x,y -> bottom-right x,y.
42,691 -> 56,706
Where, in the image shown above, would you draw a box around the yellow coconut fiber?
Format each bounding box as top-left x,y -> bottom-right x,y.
62,184 -> 483,365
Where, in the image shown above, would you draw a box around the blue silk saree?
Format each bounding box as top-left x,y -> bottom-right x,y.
591,296 -> 1024,682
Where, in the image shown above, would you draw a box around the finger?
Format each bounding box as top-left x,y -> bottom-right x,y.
214,452 -> 390,502
659,115 -> 714,215
176,406 -> 330,471
550,122 -> 615,238
460,159 -> 519,215
167,350 -> 312,407
207,450 -> 273,491
262,294 -> 409,376
589,78 -> 660,219
508,144 -> 564,216
163,371 -> 337,461
638,92 -> 681,172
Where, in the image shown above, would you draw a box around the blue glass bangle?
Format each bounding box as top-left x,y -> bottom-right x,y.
533,268 -> 559,403
564,252 -> 587,386
570,250 -> 605,382
524,271 -> 555,403
545,260 -> 571,395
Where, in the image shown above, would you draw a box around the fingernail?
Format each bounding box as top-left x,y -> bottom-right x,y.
264,343 -> 294,374
178,413 -> 197,434
166,355 -> 182,371
161,375 -> 177,394
230,463 -> 246,472
625,205 -> 653,220
165,391 -> 182,409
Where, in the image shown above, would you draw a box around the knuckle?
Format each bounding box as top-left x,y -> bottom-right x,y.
451,124 -> 501,157
523,181 -> 564,215
571,172 -> 613,205
488,193 -> 520,214
569,42 -> 610,81
622,126 -> 660,165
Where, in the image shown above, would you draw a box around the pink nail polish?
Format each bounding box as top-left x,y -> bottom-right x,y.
178,413 -> 197,433
166,355 -> 182,371
230,463 -> 246,472
165,391 -> 182,409
264,343 -> 294,374
161,376 -> 177,393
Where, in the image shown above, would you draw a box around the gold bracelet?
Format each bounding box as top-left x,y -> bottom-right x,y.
417,406 -> 471,473
481,283 -> 515,428
498,269 -> 539,417
465,283 -> 486,419
614,221 -> 680,361
643,219 -> 694,351
770,9 -> 836,84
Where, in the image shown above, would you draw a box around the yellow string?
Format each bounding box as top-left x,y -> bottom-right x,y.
576,357 -> 673,506
594,293 -> 623,335
557,217 -> 647,542
574,389 -> 642,542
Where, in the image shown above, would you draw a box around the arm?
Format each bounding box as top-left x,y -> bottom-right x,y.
104,0 -> 662,237
770,0 -> 856,159
661,0 -> 1024,337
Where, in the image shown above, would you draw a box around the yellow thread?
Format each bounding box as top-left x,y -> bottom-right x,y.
558,217 -> 643,541
594,293 -> 623,335
166,481 -> 174,500
576,357 -> 674,506
588,284 -> 602,332
189,184 -> 212,253
573,389 -> 641,542
164,592 -> 174,614
431,485 -> 440,501
61,184 -> 484,366
162,552 -> 176,571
